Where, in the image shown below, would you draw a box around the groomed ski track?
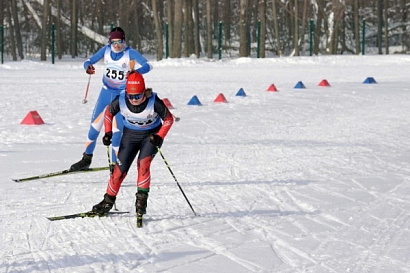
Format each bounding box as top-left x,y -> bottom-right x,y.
1,55 -> 410,272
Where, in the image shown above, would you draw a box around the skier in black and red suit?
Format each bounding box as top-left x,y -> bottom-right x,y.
92,71 -> 174,216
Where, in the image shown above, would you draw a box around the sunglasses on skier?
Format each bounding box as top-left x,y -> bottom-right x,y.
127,93 -> 144,100
110,39 -> 124,45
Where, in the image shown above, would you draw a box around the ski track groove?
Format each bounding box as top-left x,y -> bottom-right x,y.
3,57 -> 410,272
124,211 -> 276,272
179,225 -> 267,272
40,220 -> 55,257
350,202 -> 409,273
126,215 -> 158,260
240,189 -> 320,269
304,168 -> 410,272
310,182 -> 359,203
127,215 -> 237,272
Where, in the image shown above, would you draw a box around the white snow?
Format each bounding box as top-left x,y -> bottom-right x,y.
1,54 -> 410,273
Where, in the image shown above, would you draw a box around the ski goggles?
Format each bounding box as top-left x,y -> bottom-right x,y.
110,39 -> 124,45
127,93 -> 144,100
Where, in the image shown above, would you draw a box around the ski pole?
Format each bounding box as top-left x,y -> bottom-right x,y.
106,146 -> 118,211
82,74 -> 91,104
106,145 -> 111,169
156,146 -> 197,216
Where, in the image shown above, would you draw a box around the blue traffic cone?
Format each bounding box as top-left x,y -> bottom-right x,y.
363,77 -> 377,84
236,88 -> 246,97
187,95 -> 202,105
294,81 -> 306,89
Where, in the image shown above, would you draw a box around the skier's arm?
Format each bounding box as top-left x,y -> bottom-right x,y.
104,97 -> 120,133
83,46 -> 108,69
154,97 -> 174,139
129,49 -> 153,74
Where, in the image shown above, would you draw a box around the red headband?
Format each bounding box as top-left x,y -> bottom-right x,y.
109,31 -> 125,40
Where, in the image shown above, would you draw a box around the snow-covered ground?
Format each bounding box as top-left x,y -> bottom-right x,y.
1,54 -> 410,273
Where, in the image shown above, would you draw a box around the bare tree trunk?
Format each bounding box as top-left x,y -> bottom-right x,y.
11,0 -> 24,59
314,0 -> 324,55
40,0 -> 50,61
193,0 -> 200,57
377,0 -> 383,54
247,1 -> 252,55
0,1 -> 4,26
258,0 -> 266,58
184,0 -> 194,57
239,0 -> 249,57
353,0 -> 360,54
56,0 -> 63,59
6,2 -> 17,61
212,0 -> 219,40
136,0 -> 142,51
206,0 -> 212,58
152,0 -> 163,60
250,1 -> 257,43
171,0 -> 182,58
119,1 -> 127,37
271,0 -> 281,56
401,0 -> 408,52
330,0 -> 344,54
96,0 -> 104,34
340,10 -> 347,54
299,0 -> 308,54
293,0 -> 299,56
384,0 -> 389,54
166,0 -> 173,55
70,0 -> 78,58
223,0 -> 231,49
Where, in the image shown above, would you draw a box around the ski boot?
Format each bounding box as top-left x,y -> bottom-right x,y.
136,191 -> 149,228
70,153 -> 93,171
92,193 -> 116,214
135,191 -> 149,215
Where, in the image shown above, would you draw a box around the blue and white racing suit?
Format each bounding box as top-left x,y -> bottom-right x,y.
82,44 -> 152,162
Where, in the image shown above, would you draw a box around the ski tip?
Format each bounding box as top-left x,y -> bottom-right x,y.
12,179 -> 20,182
47,216 -> 65,221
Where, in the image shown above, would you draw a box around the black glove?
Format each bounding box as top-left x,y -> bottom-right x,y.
86,64 -> 95,75
150,134 -> 163,147
109,163 -> 115,174
102,132 -> 112,146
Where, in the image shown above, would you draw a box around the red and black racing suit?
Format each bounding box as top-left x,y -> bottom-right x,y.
103,92 -> 174,196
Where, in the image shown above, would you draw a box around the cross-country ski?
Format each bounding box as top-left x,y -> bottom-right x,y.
47,211 -> 129,221
12,166 -> 109,182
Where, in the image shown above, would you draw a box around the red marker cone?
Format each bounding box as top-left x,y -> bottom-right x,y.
318,79 -> 331,87
267,84 -> 278,92
21,111 -> 45,125
214,93 -> 228,103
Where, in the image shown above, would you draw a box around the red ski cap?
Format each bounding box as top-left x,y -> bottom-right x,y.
126,72 -> 145,94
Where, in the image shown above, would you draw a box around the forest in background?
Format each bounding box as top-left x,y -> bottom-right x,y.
0,0 -> 409,62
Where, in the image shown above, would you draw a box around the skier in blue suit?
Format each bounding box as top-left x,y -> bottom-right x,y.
70,27 -> 152,172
